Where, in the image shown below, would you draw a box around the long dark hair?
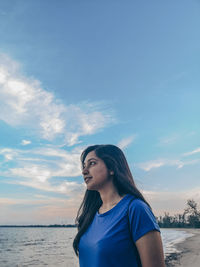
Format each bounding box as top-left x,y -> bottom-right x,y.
73,144 -> 150,256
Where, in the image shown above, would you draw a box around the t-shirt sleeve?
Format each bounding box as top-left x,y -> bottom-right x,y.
128,199 -> 160,243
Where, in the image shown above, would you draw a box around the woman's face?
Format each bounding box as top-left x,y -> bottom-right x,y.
82,150 -> 112,191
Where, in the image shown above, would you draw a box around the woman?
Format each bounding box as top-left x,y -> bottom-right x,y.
73,144 -> 165,267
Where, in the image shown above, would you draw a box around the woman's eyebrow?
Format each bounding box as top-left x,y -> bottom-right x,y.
83,158 -> 98,166
87,158 -> 98,162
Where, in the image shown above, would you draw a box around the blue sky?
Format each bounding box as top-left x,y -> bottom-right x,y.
0,0 -> 200,224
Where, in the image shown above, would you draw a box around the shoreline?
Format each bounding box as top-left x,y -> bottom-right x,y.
165,228 -> 200,267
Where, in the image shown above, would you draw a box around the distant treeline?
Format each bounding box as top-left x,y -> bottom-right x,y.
0,224 -> 77,228
157,199 -> 200,228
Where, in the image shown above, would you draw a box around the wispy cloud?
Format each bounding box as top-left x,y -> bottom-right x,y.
0,194 -> 84,224
21,140 -> 31,145
0,53 -> 115,146
0,145 -> 86,194
137,159 -> 184,171
117,135 -> 136,149
183,147 -> 200,156
0,148 -> 18,162
1,186 -> 200,224
137,157 -> 200,172
158,134 -> 179,146
143,187 -> 200,216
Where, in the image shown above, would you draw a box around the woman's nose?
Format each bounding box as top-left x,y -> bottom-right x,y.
82,167 -> 89,175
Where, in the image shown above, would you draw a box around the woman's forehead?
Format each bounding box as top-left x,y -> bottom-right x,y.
84,151 -> 97,162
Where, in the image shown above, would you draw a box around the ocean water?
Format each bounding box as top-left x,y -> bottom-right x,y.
161,228 -> 194,256
0,227 -> 79,267
0,227 -> 193,267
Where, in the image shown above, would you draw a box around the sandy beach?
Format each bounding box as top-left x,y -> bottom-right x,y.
165,229 -> 200,267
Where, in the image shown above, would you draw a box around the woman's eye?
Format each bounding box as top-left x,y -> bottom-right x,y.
90,161 -> 96,166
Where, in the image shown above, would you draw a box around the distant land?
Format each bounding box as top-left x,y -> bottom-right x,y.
0,224 -> 77,228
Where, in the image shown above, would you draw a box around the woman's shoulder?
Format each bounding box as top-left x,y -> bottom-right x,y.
126,194 -> 146,204
126,195 -> 151,214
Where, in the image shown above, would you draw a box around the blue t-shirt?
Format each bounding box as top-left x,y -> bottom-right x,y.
78,194 -> 160,267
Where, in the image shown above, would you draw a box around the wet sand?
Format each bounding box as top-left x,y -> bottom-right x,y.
165,229 -> 200,267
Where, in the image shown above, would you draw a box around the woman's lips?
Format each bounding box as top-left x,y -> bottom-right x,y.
85,177 -> 92,183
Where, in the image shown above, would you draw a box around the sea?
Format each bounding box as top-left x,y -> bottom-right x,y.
0,227 -> 193,267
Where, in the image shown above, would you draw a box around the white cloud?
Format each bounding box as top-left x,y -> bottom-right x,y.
183,147 -> 200,156
158,134 -> 178,146
10,165 -> 51,183
0,145 -> 85,194
137,159 -> 184,171
21,140 -> 31,145
117,135 -> 136,150
0,193 -> 84,224
0,53 -> 114,145
137,157 -> 200,172
1,187 -> 200,224
60,103 -> 114,146
143,187 -> 200,216
0,147 -> 18,161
